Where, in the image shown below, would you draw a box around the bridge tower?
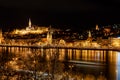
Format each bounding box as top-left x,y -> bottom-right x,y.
47,25 -> 53,45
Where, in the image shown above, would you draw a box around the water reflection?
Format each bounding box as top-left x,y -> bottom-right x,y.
0,47 -> 119,80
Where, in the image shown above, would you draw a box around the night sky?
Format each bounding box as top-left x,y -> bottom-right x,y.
0,0 -> 120,31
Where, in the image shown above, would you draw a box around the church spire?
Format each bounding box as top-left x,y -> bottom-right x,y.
96,24 -> 99,30
88,30 -> 92,38
87,30 -> 93,42
29,18 -> 32,28
47,25 -> 53,45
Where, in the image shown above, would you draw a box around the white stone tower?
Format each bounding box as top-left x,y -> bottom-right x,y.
29,18 -> 32,28
87,30 -> 93,42
88,30 -> 92,38
47,25 -> 53,44
96,24 -> 99,30
26,18 -> 34,30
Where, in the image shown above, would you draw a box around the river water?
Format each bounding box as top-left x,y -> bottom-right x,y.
0,47 -> 120,80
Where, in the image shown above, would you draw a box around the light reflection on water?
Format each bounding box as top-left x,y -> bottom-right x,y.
0,47 -> 119,80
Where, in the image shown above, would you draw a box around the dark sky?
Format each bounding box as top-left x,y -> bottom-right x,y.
0,0 -> 120,30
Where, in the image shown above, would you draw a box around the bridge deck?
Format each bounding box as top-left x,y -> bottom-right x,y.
0,44 -> 120,51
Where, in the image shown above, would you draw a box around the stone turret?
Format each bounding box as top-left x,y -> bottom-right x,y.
47,25 -> 53,44
26,18 -> 34,30
87,30 -> 93,42
96,24 -> 99,30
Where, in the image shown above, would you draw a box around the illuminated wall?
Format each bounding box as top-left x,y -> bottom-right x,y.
111,38 -> 120,47
0,29 -> 3,44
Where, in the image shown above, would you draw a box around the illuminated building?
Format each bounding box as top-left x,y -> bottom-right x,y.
96,24 -> 99,30
28,18 -> 32,28
3,18 -> 53,45
0,29 -> 3,44
47,26 -> 53,44
111,37 -> 120,47
87,30 -> 93,42
26,18 -> 34,30
11,18 -> 48,35
59,39 -> 66,45
103,25 -> 111,36
3,18 -> 119,48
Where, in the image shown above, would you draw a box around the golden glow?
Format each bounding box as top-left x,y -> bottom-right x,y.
96,24 -> 99,30
10,18 -> 48,35
29,18 -> 32,28
84,74 -> 96,80
1,47 -> 119,80
12,27 -> 48,35
111,38 -> 120,47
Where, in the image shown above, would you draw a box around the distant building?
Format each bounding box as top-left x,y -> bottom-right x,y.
47,26 -> 53,44
111,37 -> 120,47
96,24 -> 99,30
103,25 -> 111,36
26,18 -> 34,30
11,18 -> 48,35
0,29 -> 3,44
87,30 -> 93,42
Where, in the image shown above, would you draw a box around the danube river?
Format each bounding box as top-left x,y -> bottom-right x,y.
0,47 -> 120,80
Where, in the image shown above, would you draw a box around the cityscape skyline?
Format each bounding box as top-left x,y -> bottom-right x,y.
0,0 -> 120,31
0,1 -> 120,79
